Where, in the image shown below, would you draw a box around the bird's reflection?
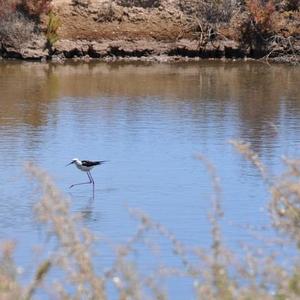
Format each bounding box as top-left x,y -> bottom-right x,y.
79,196 -> 95,221
68,187 -> 116,222
68,192 -> 99,222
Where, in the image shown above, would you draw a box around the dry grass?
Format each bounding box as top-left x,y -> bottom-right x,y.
2,144 -> 300,299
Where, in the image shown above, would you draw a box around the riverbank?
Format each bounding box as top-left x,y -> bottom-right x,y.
0,0 -> 299,63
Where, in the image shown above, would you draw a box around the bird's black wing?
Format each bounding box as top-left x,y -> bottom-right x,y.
82,160 -> 106,167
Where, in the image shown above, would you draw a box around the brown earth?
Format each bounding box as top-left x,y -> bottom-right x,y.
53,0 -> 191,41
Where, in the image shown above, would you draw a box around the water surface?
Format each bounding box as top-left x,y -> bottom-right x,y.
0,60 -> 299,297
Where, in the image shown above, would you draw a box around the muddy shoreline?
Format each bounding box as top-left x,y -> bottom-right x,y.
1,38 -> 298,64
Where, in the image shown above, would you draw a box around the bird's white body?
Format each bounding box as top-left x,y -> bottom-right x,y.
73,159 -> 94,172
66,158 -> 106,195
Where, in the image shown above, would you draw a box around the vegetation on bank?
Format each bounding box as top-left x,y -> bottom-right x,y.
2,142 -> 300,299
0,0 -> 299,61
0,0 -> 59,50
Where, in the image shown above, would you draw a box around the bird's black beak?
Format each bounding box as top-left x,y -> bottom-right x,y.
66,161 -> 74,167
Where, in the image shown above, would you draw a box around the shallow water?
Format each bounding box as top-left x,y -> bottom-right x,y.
0,60 -> 299,297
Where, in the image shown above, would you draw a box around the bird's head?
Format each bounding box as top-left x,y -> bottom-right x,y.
66,158 -> 79,166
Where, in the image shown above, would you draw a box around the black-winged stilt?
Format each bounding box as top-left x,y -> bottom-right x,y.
66,158 -> 106,194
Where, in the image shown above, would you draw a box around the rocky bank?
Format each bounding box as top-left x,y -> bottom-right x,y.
0,0 -> 299,62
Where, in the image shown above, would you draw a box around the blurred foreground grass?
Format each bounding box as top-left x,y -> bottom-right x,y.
2,141 -> 300,299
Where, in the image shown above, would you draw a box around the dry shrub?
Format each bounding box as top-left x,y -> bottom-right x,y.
18,0 -> 52,18
230,0 -> 276,51
179,0 -> 235,23
72,0 -> 90,7
0,0 -> 51,18
276,0 -> 300,11
0,0 -> 49,49
178,0 -> 236,51
0,0 -> 19,17
285,0 -> 299,10
0,11 -> 37,48
115,0 -> 161,8
93,1 -> 124,23
246,0 -> 275,33
198,0 -> 235,23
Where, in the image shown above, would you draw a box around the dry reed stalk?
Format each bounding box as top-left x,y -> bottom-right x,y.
231,140 -> 300,245
230,139 -> 300,298
24,260 -> 52,300
195,154 -> 235,300
26,162 -> 106,299
104,207 -> 191,300
269,157 -> 300,246
0,241 -> 22,300
1,150 -> 299,300
230,140 -> 271,184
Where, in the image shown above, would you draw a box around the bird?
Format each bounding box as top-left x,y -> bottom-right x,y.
66,158 -> 106,194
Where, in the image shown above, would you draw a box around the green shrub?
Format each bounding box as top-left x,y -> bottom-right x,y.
46,11 -> 61,47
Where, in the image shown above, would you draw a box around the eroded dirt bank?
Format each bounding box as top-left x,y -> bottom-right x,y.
0,0 -> 299,62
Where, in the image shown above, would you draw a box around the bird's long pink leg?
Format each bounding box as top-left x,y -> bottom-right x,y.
88,171 -> 95,197
69,172 -> 92,189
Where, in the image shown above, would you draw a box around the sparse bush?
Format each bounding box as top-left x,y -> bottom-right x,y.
93,0 -> 120,23
199,0 -> 235,23
179,0 -> 235,23
72,0 -> 90,7
115,0 -> 161,8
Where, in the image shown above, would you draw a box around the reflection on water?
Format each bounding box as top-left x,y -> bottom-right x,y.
0,60 -> 300,298
1,61 -> 299,151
